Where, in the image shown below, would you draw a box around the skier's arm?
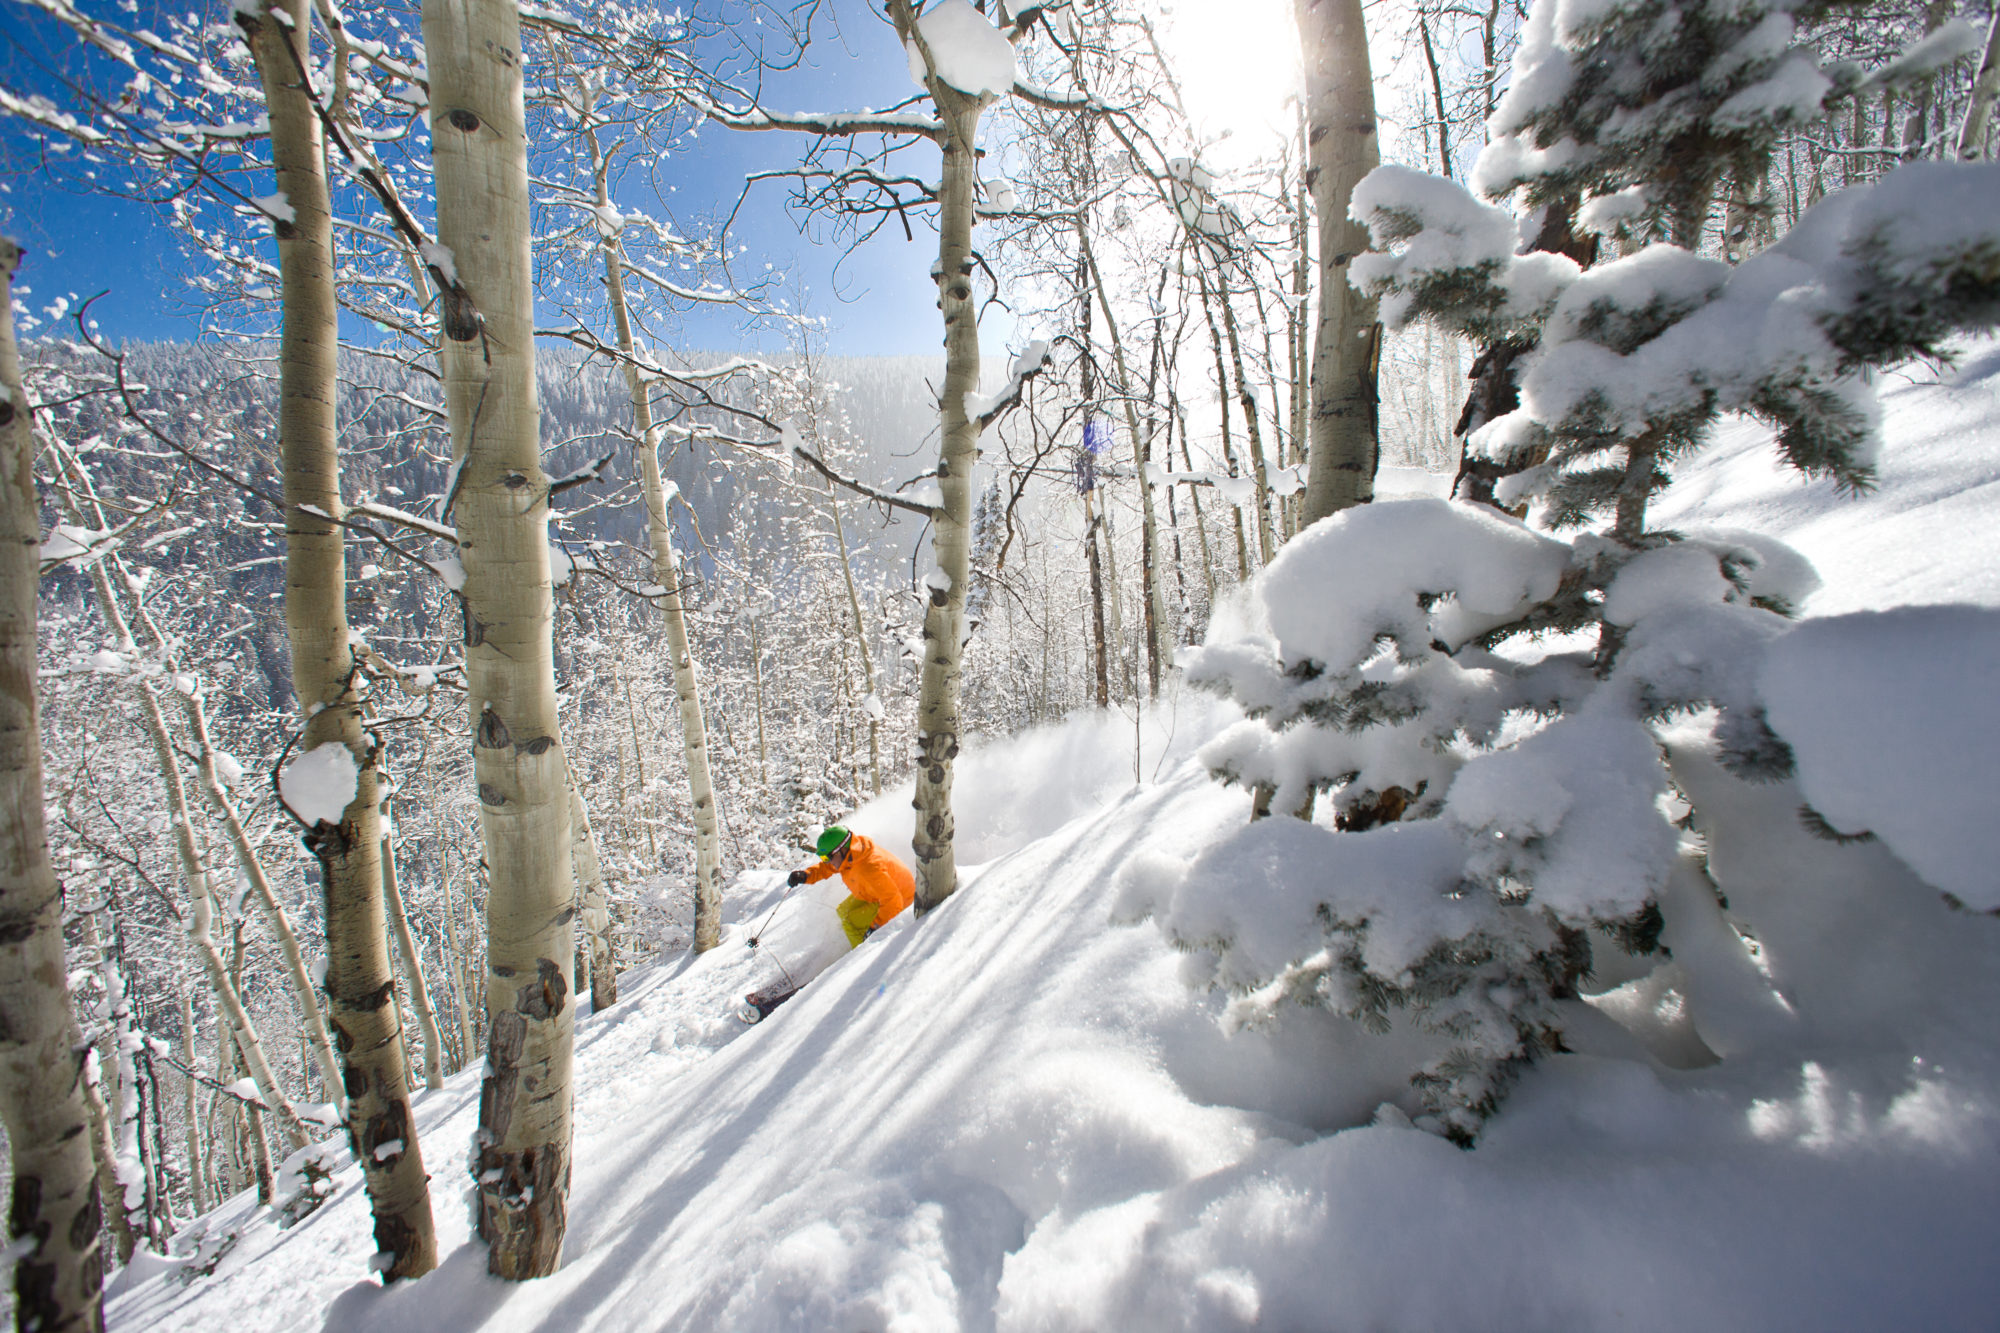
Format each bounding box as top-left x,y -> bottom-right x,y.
797,859 -> 838,886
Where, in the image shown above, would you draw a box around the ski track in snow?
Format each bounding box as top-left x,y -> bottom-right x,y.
112,351 -> 2000,1331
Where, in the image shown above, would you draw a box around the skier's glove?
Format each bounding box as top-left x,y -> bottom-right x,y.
787,870 -> 809,887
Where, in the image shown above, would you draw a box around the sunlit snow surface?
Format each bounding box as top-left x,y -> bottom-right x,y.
114,352 -> 2000,1330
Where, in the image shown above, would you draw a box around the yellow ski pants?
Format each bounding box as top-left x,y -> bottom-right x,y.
837,895 -> 879,948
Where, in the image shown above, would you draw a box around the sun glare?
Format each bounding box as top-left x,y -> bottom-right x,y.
1156,0 -> 1303,165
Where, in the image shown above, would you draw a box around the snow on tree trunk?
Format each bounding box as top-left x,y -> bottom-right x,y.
423,0 -> 576,1279
587,112 -> 723,954
243,0 -> 438,1279
1296,0 -> 1383,524
0,235 -> 105,1333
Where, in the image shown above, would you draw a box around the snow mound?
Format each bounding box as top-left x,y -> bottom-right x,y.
1759,605 -> 2000,909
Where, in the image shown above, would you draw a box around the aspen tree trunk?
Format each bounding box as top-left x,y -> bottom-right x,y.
378,816 -> 445,1090
1291,111 -> 1312,537
59,520 -> 345,1110
215,1036 -> 243,1198
1192,260 -> 1254,578
1076,262 -> 1117,703
185,690 -> 343,1104
894,0 -> 987,912
1960,10 -> 2000,159
0,236 -> 105,1333
81,1059 -> 128,1264
100,618 -> 309,1155
177,983 -> 206,1218
1175,412 -> 1219,617
242,0 -> 438,1278
824,479 -> 882,795
748,617 -> 769,789
52,457 -> 345,1119
567,780 -> 616,1012
1296,0 -> 1383,524
1205,262 -> 1278,564
80,913 -> 139,1265
1085,497 -> 1111,708
439,850 -> 473,1069
618,672 -> 658,862
425,0 -> 576,1278
1098,492 -> 1128,694
1159,408 -> 1195,633
1075,228 -> 1169,696
583,105 -> 723,952
54,445 -> 293,1187
447,871 -> 478,1062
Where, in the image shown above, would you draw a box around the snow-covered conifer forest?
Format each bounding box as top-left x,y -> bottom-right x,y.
1,0 -> 1997,1326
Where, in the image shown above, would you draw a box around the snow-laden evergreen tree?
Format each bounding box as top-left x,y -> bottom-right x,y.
1143,0 -> 2000,1144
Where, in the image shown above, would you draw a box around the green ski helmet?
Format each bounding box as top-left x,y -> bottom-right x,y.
816,825 -> 853,858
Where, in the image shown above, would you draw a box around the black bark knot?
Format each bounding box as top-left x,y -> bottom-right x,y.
479,783 -> 508,807
9,1173 -> 44,1238
441,285 -> 482,343
516,957 -> 568,1021
69,1188 -> 102,1252
476,708 -> 512,749
447,108 -> 481,133
516,735 -> 554,757
304,823 -> 350,861
363,1099 -> 410,1167
373,1210 -> 421,1283
354,978 -> 397,1012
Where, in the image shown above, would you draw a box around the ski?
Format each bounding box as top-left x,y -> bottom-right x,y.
737,981 -> 801,1024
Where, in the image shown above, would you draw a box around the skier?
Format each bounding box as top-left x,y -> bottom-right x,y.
788,825 -> 915,948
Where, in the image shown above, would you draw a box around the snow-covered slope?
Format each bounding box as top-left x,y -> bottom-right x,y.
112,355 -> 2000,1331
1652,348 -> 2000,613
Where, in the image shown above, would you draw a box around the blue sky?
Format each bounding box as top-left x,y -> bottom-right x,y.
0,0 -> 971,358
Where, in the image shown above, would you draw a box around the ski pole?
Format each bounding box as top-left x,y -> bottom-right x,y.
747,872 -> 804,949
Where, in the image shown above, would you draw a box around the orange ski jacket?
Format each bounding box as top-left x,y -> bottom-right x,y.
801,832 -> 914,928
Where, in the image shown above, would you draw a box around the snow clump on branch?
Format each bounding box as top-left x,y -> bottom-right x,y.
279,743 -> 360,826
904,0 -> 1018,100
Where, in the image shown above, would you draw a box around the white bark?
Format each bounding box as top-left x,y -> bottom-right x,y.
567,780 -> 616,1011
1296,0 -> 1384,523
178,982 -> 205,1218
0,234 -> 105,1333
379,813 -> 445,1091
425,0 -> 576,1278
894,0 -> 993,910
1076,227 -> 1171,695
1958,11 -> 2000,159
242,0 -> 438,1277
